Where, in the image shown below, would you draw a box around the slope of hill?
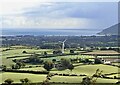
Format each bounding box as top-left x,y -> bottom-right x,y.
98,23 -> 119,35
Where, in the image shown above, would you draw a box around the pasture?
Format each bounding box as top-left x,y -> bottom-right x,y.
0,46 -> 119,84
1,47 -> 52,66
0,72 -> 118,84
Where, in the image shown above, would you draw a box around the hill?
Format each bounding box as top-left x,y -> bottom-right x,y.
97,23 -> 119,35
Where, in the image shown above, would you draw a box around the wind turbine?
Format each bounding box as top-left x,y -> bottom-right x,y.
61,39 -> 67,54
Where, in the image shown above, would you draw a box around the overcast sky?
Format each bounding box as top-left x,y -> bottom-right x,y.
0,0 -> 119,30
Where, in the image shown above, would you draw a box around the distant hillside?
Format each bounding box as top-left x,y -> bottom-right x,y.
98,23 -> 119,35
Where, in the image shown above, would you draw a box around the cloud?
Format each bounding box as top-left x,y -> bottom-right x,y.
0,0 -> 119,15
0,0 -> 54,16
2,15 -> 93,29
0,1 -> 118,29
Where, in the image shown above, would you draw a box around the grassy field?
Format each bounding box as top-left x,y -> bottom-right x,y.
112,63 -> 120,66
17,64 -> 119,76
50,64 -> 119,76
1,48 -> 52,66
19,66 -> 45,71
1,47 -> 119,84
83,50 -> 120,55
50,75 -> 118,83
0,72 -> 46,83
0,72 -> 118,84
1,47 -> 94,67
107,74 -> 120,77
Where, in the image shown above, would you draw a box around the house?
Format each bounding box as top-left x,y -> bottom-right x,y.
104,61 -> 111,65
101,58 -> 111,65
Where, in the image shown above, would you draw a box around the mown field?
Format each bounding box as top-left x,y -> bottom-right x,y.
0,46 -> 119,84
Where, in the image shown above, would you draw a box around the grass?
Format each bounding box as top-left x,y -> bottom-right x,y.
0,72 -> 46,84
50,64 -> 119,76
107,74 -> 120,77
50,75 -> 118,83
1,47 -> 94,67
0,72 -> 118,84
1,47 -> 119,84
112,63 -> 120,66
0,64 -> 119,84
50,76 -> 83,83
84,50 -> 119,55
19,64 -> 119,76
19,67 -> 45,71
1,48 -> 52,66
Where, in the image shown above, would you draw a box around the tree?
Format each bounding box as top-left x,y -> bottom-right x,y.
29,54 -> 43,64
94,58 -> 102,64
81,77 -> 91,85
12,62 -> 22,69
41,80 -> 50,85
4,79 -> 14,85
21,62 -> 26,68
84,59 -> 90,63
61,58 -> 71,68
70,50 -> 74,53
43,61 -> 53,71
16,62 -> 22,68
20,79 -> 25,84
22,50 -> 27,53
81,69 -> 103,85
20,78 -> 30,85
53,50 -> 62,55
11,64 -> 20,69
2,65 -> 7,71
41,73 -> 52,85
52,59 -> 56,63
24,78 -> 30,83
44,51 -> 47,56
68,64 -> 74,71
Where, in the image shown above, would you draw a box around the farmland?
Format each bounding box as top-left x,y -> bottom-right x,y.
1,72 -> 118,84
0,46 -> 120,85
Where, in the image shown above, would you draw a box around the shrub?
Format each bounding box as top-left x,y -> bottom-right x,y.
22,51 -> 27,53
4,79 -> 14,84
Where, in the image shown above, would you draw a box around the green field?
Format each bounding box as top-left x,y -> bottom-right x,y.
1,47 -> 93,67
2,48 -> 52,66
0,72 -> 118,84
18,64 -> 119,75
0,64 -> 117,84
1,47 -> 119,84
0,72 -> 46,83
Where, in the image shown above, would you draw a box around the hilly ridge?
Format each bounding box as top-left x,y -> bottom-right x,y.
98,23 -> 119,35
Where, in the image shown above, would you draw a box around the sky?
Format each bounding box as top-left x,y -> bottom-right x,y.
0,0 -> 119,30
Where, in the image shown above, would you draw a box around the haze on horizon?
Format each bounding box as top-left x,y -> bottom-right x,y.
0,0 -> 119,30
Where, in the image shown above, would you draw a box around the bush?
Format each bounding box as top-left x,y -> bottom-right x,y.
4,79 -> 14,84
22,51 -> 27,53
43,61 -> 53,71
29,66 -> 32,68
70,74 -> 77,76
94,58 -> 102,64
70,50 -> 74,53
114,76 -> 117,79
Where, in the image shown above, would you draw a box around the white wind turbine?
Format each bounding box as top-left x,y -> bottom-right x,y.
61,39 -> 67,54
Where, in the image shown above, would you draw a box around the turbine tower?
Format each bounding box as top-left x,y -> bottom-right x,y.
62,39 -> 67,54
